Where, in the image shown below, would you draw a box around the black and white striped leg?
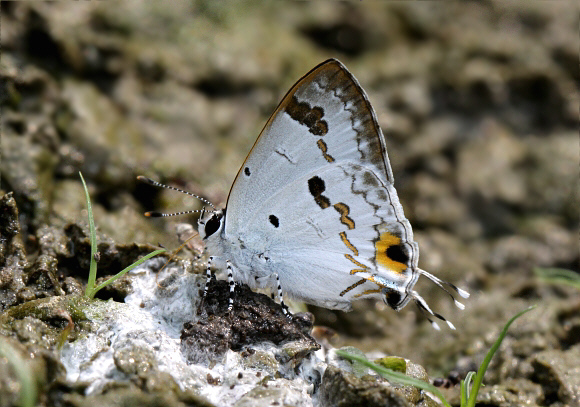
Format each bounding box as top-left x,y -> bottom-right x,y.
203,256 -> 214,299
274,273 -> 291,318
226,260 -> 236,312
197,256 -> 214,315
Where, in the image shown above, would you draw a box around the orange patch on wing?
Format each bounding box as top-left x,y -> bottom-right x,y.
375,232 -> 407,274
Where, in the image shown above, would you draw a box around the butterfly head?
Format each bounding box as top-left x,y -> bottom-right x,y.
198,208 -> 225,240
366,274 -> 412,312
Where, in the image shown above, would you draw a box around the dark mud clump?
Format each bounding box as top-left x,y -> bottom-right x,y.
181,279 -> 320,364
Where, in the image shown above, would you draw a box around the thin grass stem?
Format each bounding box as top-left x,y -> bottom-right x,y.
466,305 -> 536,406
88,249 -> 166,297
80,172 -> 98,298
0,342 -> 36,407
335,350 -> 452,407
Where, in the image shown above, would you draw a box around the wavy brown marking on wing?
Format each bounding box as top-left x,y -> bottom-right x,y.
306,217 -> 325,238
345,254 -> 367,269
351,276 -> 385,298
316,139 -> 335,162
350,269 -> 367,275
340,278 -> 366,297
339,232 -> 358,256
353,289 -> 381,298
347,252 -> 368,275
274,148 -> 297,164
285,96 -> 328,136
334,203 -> 355,229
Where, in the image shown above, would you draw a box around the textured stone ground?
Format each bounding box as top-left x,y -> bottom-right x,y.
1,2 -> 578,406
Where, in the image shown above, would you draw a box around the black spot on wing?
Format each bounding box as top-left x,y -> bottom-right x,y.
285,96 -> 328,136
386,244 -> 409,265
308,176 -> 325,195
385,290 -> 403,309
308,176 -> 331,209
244,167 -> 251,176
269,215 -> 279,228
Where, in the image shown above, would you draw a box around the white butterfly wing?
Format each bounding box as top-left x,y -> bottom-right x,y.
225,59 -> 393,226
222,59 -> 419,310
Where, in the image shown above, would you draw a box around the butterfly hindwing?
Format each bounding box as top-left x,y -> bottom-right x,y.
249,163 -> 418,310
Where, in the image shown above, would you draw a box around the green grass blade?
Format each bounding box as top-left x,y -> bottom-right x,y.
466,305 -> 536,406
461,371 -> 476,403
335,349 -> 452,407
80,172 -> 98,298
87,249 -> 166,297
533,267 -> 580,289
0,342 -> 36,407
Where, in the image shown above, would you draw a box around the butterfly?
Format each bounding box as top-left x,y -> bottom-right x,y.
141,59 -> 469,329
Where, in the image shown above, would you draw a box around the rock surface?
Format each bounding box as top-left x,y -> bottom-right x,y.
1,2 -> 578,406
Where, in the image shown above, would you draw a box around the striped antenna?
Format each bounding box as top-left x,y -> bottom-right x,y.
137,176 -> 216,217
144,209 -> 205,218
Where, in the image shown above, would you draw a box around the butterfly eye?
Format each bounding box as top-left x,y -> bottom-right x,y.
203,213 -> 222,238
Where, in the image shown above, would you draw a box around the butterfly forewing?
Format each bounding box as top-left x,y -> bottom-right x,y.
226,60 -> 394,232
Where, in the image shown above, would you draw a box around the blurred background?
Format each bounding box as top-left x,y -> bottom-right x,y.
1,1 -> 578,374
